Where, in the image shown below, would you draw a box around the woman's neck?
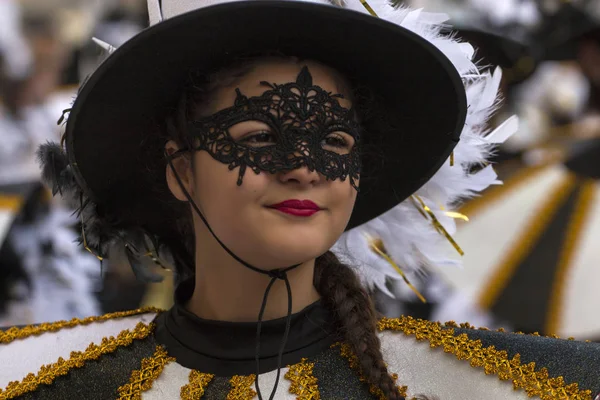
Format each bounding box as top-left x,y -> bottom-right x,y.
187,250 -> 321,322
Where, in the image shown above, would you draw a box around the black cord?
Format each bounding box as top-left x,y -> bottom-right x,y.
166,154 -> 300,399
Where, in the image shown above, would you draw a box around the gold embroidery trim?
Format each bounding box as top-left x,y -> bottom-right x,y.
285,358 -> 320,399
0,307 -> 162,344
117,345 -> 175,399
0,194 -> 22,211
227,375 -> 257,400
332,343 -> 408,400
0,322 -> 154,400
378,316 -> 593,400
181,370 -> 215,400
442,320 -> 581,341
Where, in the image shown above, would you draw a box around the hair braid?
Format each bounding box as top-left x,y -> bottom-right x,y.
314,251 -> 405,400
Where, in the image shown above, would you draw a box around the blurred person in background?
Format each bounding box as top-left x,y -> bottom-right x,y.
441,1 -> 600,341
0,0 -> 103,325
0,0 -> 101,325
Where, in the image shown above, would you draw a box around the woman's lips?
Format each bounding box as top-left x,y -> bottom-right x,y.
268,199 -> 322,217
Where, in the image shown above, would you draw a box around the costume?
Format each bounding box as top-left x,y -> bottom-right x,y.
1,0 -> 599,399
1,280 -> 599,400
436,2 -> 600,340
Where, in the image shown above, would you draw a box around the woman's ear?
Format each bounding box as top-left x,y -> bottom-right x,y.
165,140 -> 194,201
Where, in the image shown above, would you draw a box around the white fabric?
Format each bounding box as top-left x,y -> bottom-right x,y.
144,362 -> 193,399
0,315 -> 543,399
253,366 -> 293,399
143,359 -> 294,399
141,335 -> 531,399
0,312 -> 157,388
148,0 -> 331,25
380,331 -> 530,400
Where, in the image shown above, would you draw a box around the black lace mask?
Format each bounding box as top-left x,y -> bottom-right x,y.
186,66 -> 361,190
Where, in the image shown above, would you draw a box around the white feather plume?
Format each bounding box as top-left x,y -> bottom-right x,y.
331,2 -> 518,295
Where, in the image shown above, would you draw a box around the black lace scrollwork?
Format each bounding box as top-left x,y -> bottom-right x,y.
187,66 -> 361,190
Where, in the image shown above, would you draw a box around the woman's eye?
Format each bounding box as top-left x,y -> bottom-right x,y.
321,132 -> 354,154
240,131 -> 277,147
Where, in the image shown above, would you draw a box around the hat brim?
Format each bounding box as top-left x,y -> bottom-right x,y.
66,1 -> 466,239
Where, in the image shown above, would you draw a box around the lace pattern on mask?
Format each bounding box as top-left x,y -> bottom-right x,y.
186,66 -> 361,190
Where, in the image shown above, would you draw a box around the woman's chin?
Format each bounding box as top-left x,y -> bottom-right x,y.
242,241 -> 331,270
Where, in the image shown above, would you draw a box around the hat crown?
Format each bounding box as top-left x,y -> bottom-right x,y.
147,0 -> 331,25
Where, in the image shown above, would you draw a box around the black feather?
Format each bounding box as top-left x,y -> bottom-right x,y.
37,142 -> 73,196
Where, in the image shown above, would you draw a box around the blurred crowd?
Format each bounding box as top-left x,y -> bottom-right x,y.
0,0 -> 599,341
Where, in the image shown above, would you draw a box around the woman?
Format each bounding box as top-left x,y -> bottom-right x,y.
1,0 -> 599,399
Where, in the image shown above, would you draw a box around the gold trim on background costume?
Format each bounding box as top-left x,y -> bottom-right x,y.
117,346 -> 175,399
545,179 -> 597,335
478,173 -> 578,310
0,195 -> 22,211
0,322 -> 154,400
0,307 -> 162,345
378,317 -> 592,400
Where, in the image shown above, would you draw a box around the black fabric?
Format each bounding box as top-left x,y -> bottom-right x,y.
312,346 -> 375,399
17,334 -> 157,400
491,181 -> 582,333
154,277 -> 339,376
455,328 -> 600,395
203,376 -> 237,400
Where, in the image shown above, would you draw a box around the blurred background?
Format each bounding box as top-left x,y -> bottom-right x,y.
0,0 -> 598,341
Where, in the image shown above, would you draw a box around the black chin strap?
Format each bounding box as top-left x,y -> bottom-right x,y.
167,154 -> 300,400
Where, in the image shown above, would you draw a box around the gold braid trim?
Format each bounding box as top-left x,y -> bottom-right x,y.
285,358 -> 320,399
332,343 -> 409,400
0,322 -> 154,400
443,321 -> 579,341
117,345 -> 175,399
227,375 -> 257,400
181,370 -> 215,400
378,317 -> 593,400
0,307 -> 163,344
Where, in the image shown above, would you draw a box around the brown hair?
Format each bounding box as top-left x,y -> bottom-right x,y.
156,56 -> 404,399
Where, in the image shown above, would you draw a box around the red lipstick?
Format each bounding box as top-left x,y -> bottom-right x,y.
268,199 -> 322,217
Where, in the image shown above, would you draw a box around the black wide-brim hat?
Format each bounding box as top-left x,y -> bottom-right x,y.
64,0 -> 466,243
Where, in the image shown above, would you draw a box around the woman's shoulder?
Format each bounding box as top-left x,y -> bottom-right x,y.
0,307 -> 160,399
377,316 -> 600,400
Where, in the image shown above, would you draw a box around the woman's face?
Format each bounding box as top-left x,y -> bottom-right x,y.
169,60 -> 359,269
